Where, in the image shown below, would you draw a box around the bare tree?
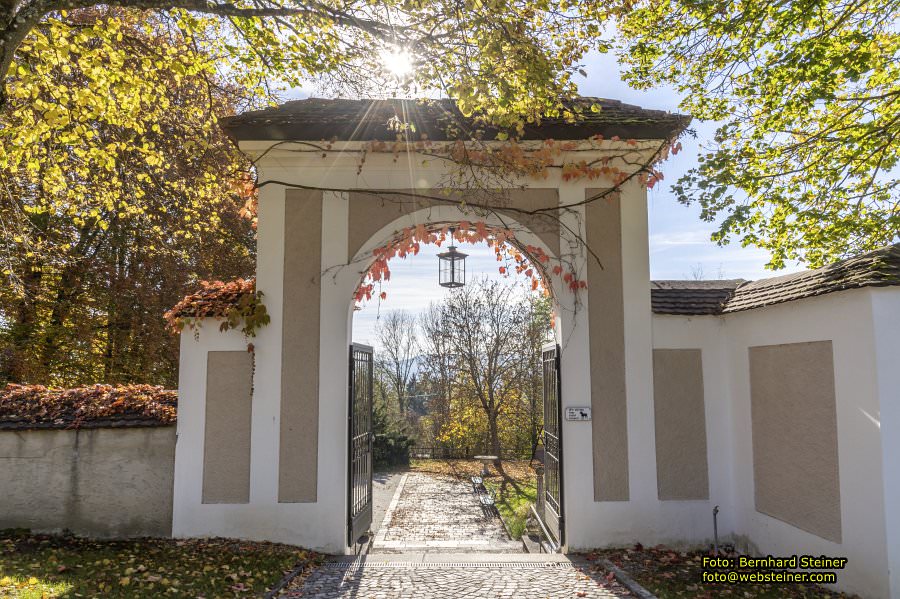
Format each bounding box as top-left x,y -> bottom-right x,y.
418,302 -> 457,443
375,310 -> 418,417
523,294 -> 551,456
688,263 -> 706,281
443,278 -> 531,466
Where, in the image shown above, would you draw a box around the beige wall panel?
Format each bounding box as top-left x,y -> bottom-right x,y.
749,341 -> 842,542
0,427 -> 175,537
279,188 -> 323,503
203,350 -> 253,503
497,189 -> 560,257
347,189 -> 560,259
653,349 -> 709,500
586,191 -> 629,501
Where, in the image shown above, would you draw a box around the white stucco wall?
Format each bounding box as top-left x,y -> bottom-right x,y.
871,288 -> 900,599
563,180 -> 735,551
652,288 -> 898,599
174,143 -> 665,553
171,139 -> 899,598
174,319 -> 350,550
725,291 -> 887,598
649,315 -> 736,540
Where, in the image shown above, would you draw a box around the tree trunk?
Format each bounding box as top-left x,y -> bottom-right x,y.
3,266 -> 42,383
488,410 -> 502,464
396,383 -> 406,417
36,267 -> 83,376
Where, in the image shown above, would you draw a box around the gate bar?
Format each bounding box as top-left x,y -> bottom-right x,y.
347,343 -> 374,547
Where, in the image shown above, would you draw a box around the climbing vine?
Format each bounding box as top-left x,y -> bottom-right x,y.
353,220 -> 586,305
164,278 -> 270,341
177,124 -> 686,337
287,135 -> 680,193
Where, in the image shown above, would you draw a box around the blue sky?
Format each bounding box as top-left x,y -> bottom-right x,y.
313,50 -> 806,346
575,51 -> 800,281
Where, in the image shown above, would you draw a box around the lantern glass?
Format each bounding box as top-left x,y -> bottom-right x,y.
438,246 -> 467,288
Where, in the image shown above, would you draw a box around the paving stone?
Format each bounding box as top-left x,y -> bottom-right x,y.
371,473 -> 521,553
283,560 -> 635,598
280,473 -> 635,597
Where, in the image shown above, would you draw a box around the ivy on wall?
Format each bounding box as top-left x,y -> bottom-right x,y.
165,278 -> 269,340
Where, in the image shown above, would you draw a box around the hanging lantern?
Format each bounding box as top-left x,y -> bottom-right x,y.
437,228 -> 467,288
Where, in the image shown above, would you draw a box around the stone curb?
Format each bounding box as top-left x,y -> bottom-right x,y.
371,472 -> 407,547
266,559 -> 320,599
598,558 -> 658,599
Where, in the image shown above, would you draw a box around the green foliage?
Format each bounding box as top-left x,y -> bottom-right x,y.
2,10 -> 251,234
374,428 -> 414,469
617,0 -> 900,267
373,379 -> 414,468
217,291 -> 271,338
0,529 -> 321,597
2,0 -> 618,133
431,375 -> 538,458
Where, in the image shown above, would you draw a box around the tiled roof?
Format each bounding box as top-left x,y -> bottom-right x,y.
650,280 -> 744,315
652,243 -> 900,315
722,243 -> 900,313
164,278 -> 256,322
221,97 -> 691,142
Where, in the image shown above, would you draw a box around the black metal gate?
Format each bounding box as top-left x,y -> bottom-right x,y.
542,343 -> 564,548
348,343 -> 374,546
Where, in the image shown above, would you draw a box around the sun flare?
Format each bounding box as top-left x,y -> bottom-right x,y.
379,47 -> 414,77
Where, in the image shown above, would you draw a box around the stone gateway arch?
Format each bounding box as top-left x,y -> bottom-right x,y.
168,98 -> 900,599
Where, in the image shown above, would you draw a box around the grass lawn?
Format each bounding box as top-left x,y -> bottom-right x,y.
588,546 -> 858,599
483,477 -> 536,539
409,458 -> 538,539
0,529 -> 321,598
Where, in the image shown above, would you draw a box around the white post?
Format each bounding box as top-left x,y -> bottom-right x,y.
250,181 -> 287,504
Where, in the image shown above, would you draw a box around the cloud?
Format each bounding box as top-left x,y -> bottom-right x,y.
650,230 -> 714,248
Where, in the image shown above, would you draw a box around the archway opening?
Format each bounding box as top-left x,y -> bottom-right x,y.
347,219 -> 567,553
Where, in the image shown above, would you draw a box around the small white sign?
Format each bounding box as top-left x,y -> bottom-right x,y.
565,407 -> 592,421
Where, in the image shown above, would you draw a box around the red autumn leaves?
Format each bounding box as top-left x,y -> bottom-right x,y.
354,220 -> 586,304
0,384 -> 177,428
164,278 -> 256,329
165,278 -> 269,343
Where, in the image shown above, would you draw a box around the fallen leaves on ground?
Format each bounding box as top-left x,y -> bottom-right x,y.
583,545 -> 859,599
409,459 -> 538,539
409,458 -> 536,486
0,529 -> 322,598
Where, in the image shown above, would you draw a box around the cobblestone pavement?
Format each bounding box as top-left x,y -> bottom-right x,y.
371,473 -> 522,552
282,556 -> 636,598
280,473 -> 636,598
371,472 -> 402,538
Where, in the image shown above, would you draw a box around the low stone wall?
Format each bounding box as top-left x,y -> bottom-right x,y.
0,426 -> 175,538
